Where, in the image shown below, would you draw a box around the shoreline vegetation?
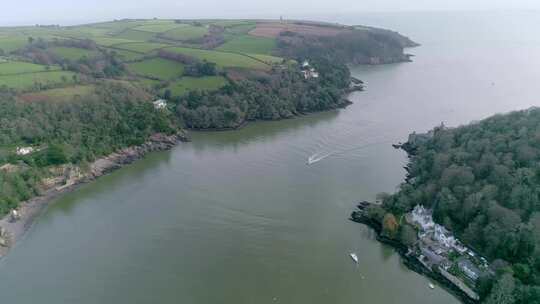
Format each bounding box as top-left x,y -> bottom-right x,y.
0,132 -> 189,258
0,19 -> 416,260
352,108 -> 540,304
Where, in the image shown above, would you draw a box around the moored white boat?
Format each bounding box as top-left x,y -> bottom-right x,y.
349,253 -> 358,263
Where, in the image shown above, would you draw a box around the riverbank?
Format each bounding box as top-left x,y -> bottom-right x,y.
350,202 -> 478,304
0,132 -> 189,259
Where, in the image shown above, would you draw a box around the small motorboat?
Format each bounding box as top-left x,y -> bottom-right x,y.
349,253 -> 359,263
429,283 -> 435,289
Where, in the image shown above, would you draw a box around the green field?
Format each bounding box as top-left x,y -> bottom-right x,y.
18,85 -> 95,102
0,61 -> 60,75
50,47 -> 101,61
212,20 -> 255,28
165,76 -> 228,96
93,21 -> 148,35
164,47 -> 268,69
114,42 -> 168,53
0,36 -> 30,53
0,71 -> 76,89
161,26 -> 209,41
137,78 -> 162,89
217,35 -> 276,55
134,22 -> 182,33
128,57 -> 184,79
0,19 -> 283,95
106,48 -> 144,61
248,54 -> 284,65
93,37 -> 137,46
224,23 -> 257,35
115,29 -> 156,41
70,26 -> 111,37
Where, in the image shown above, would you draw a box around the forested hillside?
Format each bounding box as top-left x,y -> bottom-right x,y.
0,82 -> 178,214
173,57 -> 351,129
384,108 -> 540,303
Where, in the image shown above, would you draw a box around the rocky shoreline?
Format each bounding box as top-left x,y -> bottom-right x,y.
350,202 -> 478,304
0,131 -> 189,259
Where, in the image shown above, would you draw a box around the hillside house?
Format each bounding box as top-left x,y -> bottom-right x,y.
301,60 -> 320,79
16,147 -> 34,156
153,99 -> 167,110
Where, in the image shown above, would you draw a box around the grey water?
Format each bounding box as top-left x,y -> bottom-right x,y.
1,11 -> 539,303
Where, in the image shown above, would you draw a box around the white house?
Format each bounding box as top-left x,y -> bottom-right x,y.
16,147 -> 34,156
153,99 -> 167,110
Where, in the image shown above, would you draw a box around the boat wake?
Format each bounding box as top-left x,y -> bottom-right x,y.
307,152 -> 334,165
306,140 -> 391,166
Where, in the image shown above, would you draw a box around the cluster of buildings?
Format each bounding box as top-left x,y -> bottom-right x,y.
301,60 -> 319,79
406,205 -> 490,300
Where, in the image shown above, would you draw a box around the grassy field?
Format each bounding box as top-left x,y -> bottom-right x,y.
134,22 -> 182,33
49,47 -> 101,61
165,76 -> 228,96
164,47 -> 268,69
0,19 -> 288,97
136,78 -> 162,89
0,36 -> 29,53
248,54 -> 284,65
106,48 -> 144,61
114,42 -> 168,53
92,21 -> 148,35
70,26 -> 111,37
0,71 -> 76,89
217,35 -> 276,55
161,26 -> 209,41
115,29 -> 156,41
0,61 -> 60,75
17,85 -> 95,102
92,37 -> 137,46
128,57 -> 184,79
224,23 -> 257,35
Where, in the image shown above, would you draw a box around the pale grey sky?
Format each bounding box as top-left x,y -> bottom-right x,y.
2,0 -> 540,26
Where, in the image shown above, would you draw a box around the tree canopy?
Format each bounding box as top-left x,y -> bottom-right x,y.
383,108 -> 540,302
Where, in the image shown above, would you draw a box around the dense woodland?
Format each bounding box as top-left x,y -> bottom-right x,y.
0,82 -> 178,214
172,58 -> 351,129
276,27 -> 416,65
383,108 -> 540,303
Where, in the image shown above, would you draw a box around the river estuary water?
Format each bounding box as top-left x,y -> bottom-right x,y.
1,11 -> 540,303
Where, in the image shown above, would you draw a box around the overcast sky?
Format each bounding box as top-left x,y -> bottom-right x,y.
2,0 -> 540,26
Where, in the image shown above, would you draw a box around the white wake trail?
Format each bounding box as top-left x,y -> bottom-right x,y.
306,140 -> 392,165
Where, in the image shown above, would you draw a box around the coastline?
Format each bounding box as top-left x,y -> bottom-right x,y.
0,132 -> 189,259
350,203 -> 478,304
0,56 -> 406,260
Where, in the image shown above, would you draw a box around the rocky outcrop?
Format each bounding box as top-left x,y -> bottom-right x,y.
90,132 -> 189,178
